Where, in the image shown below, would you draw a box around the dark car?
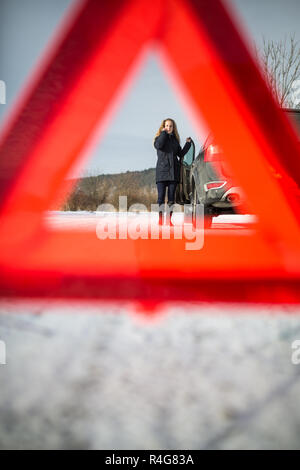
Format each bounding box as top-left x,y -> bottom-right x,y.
176,108 -> 300,228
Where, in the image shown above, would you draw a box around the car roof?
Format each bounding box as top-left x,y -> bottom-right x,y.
282,108 -> 300,138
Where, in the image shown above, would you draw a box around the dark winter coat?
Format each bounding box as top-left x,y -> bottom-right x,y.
154,130 -> 191,183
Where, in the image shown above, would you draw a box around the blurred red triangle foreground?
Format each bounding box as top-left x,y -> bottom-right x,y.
1,0 -> 300,304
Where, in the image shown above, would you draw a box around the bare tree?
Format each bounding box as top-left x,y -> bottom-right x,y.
254,34 -> 300,108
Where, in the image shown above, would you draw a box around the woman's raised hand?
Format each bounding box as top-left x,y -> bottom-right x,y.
186,137 -> 192,142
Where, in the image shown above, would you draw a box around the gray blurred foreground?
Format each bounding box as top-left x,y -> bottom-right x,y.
1,299 -> 300,449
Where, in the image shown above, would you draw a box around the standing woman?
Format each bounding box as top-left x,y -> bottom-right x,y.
154,118 -> 191,225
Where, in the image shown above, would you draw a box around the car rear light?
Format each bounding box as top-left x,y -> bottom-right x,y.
226,193 -> 240,203
204,144 -> 223,161
205,181 -> 226,191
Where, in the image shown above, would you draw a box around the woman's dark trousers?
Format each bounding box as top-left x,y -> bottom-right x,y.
156,181 -> 176,224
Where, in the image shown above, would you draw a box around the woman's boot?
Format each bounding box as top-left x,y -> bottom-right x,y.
166,201 -> 174,226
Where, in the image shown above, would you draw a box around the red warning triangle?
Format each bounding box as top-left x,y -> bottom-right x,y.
1,0 -> 300,303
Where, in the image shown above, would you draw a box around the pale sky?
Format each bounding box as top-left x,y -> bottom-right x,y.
0,0 -> 300,176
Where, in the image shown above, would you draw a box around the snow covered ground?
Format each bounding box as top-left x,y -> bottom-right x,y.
1,210 -> 300,450
44,210 -> 257,230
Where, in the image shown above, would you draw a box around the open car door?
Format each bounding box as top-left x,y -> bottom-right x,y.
175,139 -> 195,205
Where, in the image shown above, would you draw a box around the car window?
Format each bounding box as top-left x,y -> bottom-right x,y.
203,133 -> 214,149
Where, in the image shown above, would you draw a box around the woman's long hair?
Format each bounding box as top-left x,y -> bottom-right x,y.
153,118 -> 180,144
